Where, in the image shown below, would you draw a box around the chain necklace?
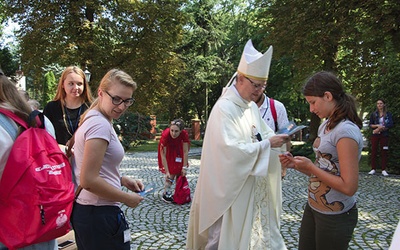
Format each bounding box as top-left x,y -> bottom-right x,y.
62,105 -> 82,136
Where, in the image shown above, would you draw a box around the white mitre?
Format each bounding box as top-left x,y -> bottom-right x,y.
237,39 -> 273,81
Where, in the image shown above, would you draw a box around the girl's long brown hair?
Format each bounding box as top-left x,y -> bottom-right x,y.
303,71 -> 362,130
0,70 -> 33,125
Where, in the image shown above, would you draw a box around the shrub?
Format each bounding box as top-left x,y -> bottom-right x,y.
113,112 -> 152,150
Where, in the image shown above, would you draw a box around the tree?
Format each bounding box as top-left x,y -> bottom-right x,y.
0,47 -> 18,76
42,71 -> 57,107
4,0 -> 400,157
174,0 -> 237,125
4,0 -> 187,116
176,0 -> 271,128
0,13 -> 19,75
367,43 -> 400,174
252,0 -> 400,142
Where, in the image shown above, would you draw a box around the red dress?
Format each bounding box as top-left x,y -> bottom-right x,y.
158,128 -> 190,175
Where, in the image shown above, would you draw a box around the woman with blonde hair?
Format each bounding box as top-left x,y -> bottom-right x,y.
71,69 -> 144,250
44,66 -> 93,147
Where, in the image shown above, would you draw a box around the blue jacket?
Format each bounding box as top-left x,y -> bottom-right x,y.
369,111 -> 393,137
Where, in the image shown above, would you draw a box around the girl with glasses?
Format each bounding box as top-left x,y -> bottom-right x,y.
71,69 -> 144,250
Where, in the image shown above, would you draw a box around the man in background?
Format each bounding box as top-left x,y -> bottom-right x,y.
251,74 -> 291,179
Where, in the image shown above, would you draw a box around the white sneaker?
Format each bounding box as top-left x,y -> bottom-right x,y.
382,170 -> 389,177
368,169 -> 376,175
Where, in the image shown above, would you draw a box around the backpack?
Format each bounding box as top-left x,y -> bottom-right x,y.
173,175 -> 191,205
0,108 -> 74,250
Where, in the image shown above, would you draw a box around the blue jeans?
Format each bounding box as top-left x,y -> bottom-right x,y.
299,203 -> 358,250
71,203 -> 130,250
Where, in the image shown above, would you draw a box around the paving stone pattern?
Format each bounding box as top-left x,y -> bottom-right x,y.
120,149 -> 400,250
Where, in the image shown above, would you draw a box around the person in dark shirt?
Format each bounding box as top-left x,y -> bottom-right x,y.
43,66 -> 93,148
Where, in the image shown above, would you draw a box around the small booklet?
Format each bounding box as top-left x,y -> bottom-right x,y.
276,121 -> 307,136
137,183 -> 156,197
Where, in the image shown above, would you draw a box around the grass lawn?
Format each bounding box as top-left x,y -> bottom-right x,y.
130,140 -> 371,173
129,140 -> 202,152
129,140 -> 159,152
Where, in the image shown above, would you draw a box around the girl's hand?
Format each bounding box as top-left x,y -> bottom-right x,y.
279,152 -> 295,168
122,177 -> 144,192
124,193 -> 144,208
292,156 -> 314,172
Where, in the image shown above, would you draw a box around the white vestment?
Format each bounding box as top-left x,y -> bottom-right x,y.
389,219 -> 400,250
186,87 -> 286,250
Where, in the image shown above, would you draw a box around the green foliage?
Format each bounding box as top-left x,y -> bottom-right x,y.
42,71 -> 57,106
291,142 -> 314,158
4,0 -> 187,114
358,151 -> 370,173
129,139 -> 203,152
255,0 -> 400,142
175,0 -> 239,124
190,140 -> 203,147
368,43 -> 400,174
113,111 -> 153,151
268,56 -> 309,122
130,140 -> 159,152
0,47 -> 18,76
2,0 -> 400,166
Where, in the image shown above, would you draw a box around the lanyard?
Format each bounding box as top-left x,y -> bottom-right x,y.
63,105 -> 82,136
262,98 -> 270,119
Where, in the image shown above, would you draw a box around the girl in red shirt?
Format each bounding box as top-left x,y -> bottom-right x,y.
158,119 -> 190,203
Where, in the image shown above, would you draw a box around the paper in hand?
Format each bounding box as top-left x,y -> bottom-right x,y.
138,183 -> 155,197
276,121 -> 307,136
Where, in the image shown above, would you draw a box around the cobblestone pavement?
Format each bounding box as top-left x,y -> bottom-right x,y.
120,149 -> 400,250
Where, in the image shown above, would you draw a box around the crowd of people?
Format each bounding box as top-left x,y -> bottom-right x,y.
0,38 -> 397,250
